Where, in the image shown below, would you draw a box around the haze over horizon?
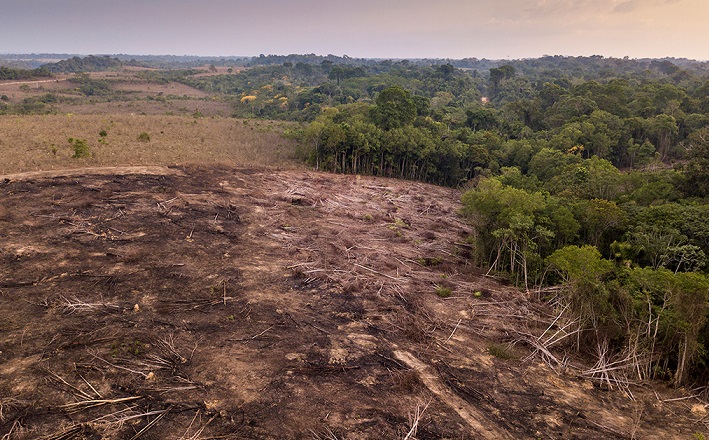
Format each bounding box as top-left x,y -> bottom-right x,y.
2,0 -> 708,61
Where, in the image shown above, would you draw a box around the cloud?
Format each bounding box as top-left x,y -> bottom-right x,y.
613,0 -> 638,13
613,0 -> 686,13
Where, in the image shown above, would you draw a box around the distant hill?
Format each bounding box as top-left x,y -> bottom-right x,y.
43,55 -> 125,73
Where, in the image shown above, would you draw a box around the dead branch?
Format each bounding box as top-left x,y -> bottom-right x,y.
402,399 -> 432,440
89,352 -> 150,379
58,295 -> 121,315
310,427 -> 341,440
156,297 -> 233,313
41,423 -> 84,440
0,398 -> 26,424
43,369 -> 95,400
128,406 -> 173,440
353,263 -> 402,281
232,325 -> 275,342
61,396 -> 143,413
179,412 -> 217,440
579,339 -> 637,400
515,330 -> 567,371
443,318 -> 463,344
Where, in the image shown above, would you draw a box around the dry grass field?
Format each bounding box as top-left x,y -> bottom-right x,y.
0,66 -> 294,176
0,66 -> 237,117
0,114 -> 300,175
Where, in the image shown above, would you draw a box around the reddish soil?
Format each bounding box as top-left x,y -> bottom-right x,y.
0,166 -> 706,439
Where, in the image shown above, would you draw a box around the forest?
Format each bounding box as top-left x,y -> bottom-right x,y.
3,54 -> 709,387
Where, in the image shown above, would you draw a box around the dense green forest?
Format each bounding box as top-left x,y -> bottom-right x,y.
3,54 -> 708,387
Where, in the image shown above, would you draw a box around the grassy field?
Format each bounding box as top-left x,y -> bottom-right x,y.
0,114 -> 301,175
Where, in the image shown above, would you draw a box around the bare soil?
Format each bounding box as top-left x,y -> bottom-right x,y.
0,165 -> 706,439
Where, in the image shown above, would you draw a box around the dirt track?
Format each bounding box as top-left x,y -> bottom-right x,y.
0,166 -> 705,439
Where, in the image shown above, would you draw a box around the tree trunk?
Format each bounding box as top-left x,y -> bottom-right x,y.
673,333 -> 689,387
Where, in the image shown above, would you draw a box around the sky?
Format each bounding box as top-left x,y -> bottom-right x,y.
1,0 -> 708,60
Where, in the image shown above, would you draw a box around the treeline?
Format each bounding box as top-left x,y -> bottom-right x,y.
247,53 -> 709,75
248,53 -> 377,67
44,55 -> 125,73
110,54 -> 249,69
0,66 -> 52,80
293,86 -> 484,186
0,53 -> 250,71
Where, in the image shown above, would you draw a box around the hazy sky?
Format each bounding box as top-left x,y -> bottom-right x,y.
2,0 -> 708,60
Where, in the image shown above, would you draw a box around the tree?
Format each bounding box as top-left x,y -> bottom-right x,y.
437,63 -> 456,81
462,178 -> 551,291
682,127 -> 709,197
547,156 -> 623,200
528,147 -> 581,182
488,65 -> 515,97
466,108 -> 500,132
547,245 -> 615,336
624,268 -> 709,386
650,114 -> 678,161
548,244 -> 612,285
371,86 -> 416,130
584,110 -> 622,159
574,198 -> 627,248
626,139 -> 656,169
669,271 -> 709,386
303,119 -> 327,170
626,223 -> 686,269
544,95 -> 598,128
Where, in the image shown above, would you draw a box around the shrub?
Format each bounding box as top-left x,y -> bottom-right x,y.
137,132 -> 150,142
434,285 -> 452,298
417,256 -> 443,266
68,138 -> 90,158
487,343 -> 516,360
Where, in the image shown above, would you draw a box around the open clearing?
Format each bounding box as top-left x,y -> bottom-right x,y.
1,165 -> 706,439
0,67 -> 236,117
0,114 -> 297,175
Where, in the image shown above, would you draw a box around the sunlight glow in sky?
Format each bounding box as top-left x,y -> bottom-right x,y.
1,0 -> 708,59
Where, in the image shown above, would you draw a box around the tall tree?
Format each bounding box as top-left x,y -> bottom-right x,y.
682,127 -> 709,197
371,86 -> 416,130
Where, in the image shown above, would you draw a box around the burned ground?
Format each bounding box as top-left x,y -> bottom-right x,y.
0,166 -> 706,439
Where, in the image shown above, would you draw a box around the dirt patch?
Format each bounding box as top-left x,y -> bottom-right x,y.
0,166 -> 705,439
0,166 -> 183,182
